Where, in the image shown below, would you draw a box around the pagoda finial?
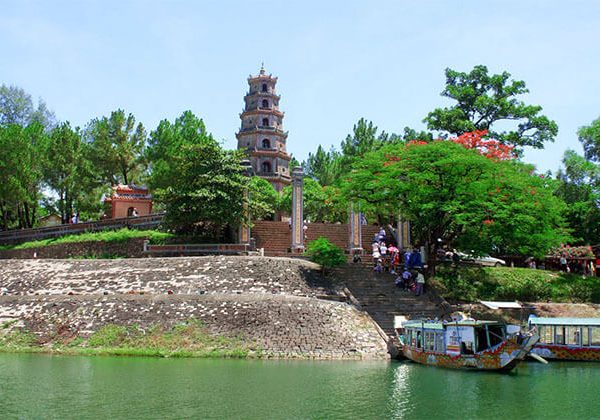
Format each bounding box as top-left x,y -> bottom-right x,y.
259,62 -> 265,75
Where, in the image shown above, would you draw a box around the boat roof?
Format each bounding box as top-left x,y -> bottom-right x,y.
528,317 -> 600,326
403,320 -> 501,330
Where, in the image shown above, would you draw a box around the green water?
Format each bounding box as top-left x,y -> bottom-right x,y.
0,354 -> 598,419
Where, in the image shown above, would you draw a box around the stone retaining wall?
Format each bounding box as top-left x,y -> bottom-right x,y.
0,256 -> 389,359
0,238 -> 147,259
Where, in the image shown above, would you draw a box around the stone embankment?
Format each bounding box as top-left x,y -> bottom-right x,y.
0,256 -> 389,359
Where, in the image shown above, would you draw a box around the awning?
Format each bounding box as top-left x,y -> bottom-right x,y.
480,301 -> 522,310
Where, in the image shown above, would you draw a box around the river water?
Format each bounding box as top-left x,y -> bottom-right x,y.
0,354 -> 598,419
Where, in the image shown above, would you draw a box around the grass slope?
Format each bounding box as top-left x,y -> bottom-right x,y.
0,319 -> 259,358
0,228 -> 174,251
431,266 -> 600,303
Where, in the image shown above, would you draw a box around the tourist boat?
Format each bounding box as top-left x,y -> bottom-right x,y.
528,316 -> 600,361
396,316 -> 539,371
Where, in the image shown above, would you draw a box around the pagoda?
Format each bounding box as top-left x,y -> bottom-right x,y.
236,65 -> 291,191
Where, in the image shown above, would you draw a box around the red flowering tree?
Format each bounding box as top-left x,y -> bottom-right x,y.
342,140 -> 568,265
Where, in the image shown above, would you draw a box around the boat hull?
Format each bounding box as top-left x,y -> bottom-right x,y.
402,335 -> 539,371
531,344 -> 600,362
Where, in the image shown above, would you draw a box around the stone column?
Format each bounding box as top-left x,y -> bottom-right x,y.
397,213 -> 411,250
348,203 -> 362,253
291,167 -> 304,252
238,188 -> 251,245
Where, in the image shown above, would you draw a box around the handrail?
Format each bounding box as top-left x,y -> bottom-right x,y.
0,213 -> 165,245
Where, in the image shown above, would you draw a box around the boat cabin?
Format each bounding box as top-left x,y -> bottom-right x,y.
402,320 -> 508,355
528,317 -> 600,347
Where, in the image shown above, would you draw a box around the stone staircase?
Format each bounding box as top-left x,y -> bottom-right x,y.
333,263 -> 445,337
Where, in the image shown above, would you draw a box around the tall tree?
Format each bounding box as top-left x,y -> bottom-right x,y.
86,109 -> 146,186
43,122 -> 92,223
303,145 -> 342,186
0,123 -> 48,229
343,138 -> 568,264
578,116 -> 600,163
0,84 -> 56,129
424,65 -> 558,149
340,118 -> 390,164
147,111 -> 248,236
556,150 -> 600,245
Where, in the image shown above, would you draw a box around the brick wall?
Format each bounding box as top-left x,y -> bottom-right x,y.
252,221 -> 380,253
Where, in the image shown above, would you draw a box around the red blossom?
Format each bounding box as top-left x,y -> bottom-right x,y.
450,130 -> 515,160
483,219 -> 494,225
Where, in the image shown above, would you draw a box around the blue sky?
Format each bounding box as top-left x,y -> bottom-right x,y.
1,0 -> 598,173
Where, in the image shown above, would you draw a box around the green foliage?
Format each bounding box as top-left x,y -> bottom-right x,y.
578,116 -> 600,163
303,145 -> 343,186
279,178 -> 347,223
85,109 -> 146,185
0,329 -> 37,348
0,122 -> 48,229
0,84 -> 56,128
248,176 -> 278,221
555,150 -> 600,245
343,140 -> 568,260
42,122 -> 94,223
88,325 -> 128,347
147,111 -> 247,236
432,266 -> 600,303
306,237 -> 347,273
1,320 -> 256,359
424,65 -> 558,150
0,228 -> 173,250
340,118 -> 391,165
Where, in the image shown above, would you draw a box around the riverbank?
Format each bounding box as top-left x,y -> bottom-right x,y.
0,257 -> 389,360
0,318 -> 256,358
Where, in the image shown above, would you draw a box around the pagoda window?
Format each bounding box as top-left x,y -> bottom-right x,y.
262,161 -> 271,173
262,83 -> 268,92
262,118 -> 269,127
262,99 -> 269,108
262,138 -> 271,149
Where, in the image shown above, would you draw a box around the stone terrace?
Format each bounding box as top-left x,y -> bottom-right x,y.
0,256 -> 389,359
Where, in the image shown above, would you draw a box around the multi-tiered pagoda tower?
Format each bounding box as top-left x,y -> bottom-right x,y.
236,65 -> 291,192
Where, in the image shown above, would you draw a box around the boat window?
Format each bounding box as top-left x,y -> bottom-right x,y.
425,332 -> 435,351
538,325 -> 554,344
582,327 -> 589,346
592,327 -> 600,346
435,333 -> 444,352
416,331 -> 422,349
476,326 -> 488,352
460,341 -> 474,355
566,327 -> 580,346
487,325 -> 504,347
555,327 -> 565,345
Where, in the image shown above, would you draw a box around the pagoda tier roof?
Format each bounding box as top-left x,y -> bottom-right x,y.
240,108 -> 284,118
244,91 -> 280,100
258,173 -> 292,183
236,127 -> 288,139
247,74 -> 278,82
250,150 -> 291,160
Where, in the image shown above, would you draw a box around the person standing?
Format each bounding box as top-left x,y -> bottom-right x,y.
415,270 -> 425,296
560,254 -> 568,272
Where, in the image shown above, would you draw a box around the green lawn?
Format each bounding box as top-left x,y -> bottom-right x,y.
431,265 -> 600,303
0,228 -> 174,251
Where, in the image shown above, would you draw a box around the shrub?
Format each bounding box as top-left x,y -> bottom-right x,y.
306,237 -> 347,274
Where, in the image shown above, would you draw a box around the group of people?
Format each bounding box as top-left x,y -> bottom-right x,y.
371,228 -> 426,296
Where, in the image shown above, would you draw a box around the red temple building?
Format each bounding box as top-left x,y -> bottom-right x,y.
104,184 -> 153,219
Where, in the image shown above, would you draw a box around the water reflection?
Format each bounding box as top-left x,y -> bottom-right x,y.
0,355 -> 599,419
